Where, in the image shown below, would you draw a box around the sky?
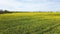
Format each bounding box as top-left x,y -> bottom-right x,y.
0,0 -> 60,11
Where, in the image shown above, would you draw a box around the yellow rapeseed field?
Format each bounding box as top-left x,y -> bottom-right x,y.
0,12 -> 60,34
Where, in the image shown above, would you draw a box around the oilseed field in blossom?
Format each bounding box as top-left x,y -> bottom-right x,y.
0,12 -> 60,34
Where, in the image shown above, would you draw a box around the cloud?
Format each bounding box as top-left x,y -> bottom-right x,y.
0,0 -> 60,11
14,3 -> 49,11
0,0 -> 23,11
0,0 -> 22,7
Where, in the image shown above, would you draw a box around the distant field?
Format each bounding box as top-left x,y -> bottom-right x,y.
0,12 -> 60,34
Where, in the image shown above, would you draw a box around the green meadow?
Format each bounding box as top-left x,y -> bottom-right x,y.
0,12 -> 60,34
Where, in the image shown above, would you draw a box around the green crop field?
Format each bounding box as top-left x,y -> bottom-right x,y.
0,12 -> 60,34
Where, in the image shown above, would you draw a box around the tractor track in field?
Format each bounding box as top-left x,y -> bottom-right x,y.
40,23 -> 60,34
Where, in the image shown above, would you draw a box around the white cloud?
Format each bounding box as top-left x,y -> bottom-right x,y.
0,0 -> 22,9
0,0 -> 60,11
14,3 -> 48,11
0,0 -> 24,11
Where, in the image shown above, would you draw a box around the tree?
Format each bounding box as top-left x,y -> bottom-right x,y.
0,10 -> 4,14
4,10 -> 9,13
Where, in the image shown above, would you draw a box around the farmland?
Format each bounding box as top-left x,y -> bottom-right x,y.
0,12 -> 60,34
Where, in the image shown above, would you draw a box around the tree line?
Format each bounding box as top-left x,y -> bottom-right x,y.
0,10 -> 13,14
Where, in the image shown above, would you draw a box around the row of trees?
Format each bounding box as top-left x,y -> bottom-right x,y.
0,10 -> 12,14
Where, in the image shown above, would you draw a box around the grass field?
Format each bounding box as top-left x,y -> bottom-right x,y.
0,12 -> 60,34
